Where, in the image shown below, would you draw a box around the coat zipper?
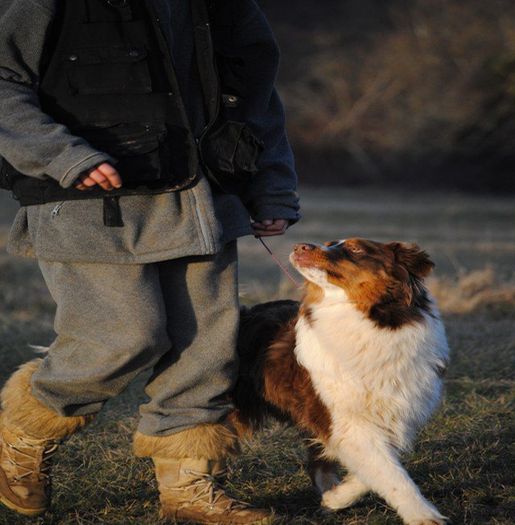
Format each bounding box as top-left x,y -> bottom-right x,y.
196,18 -> 222,167
51,202 -> 65,217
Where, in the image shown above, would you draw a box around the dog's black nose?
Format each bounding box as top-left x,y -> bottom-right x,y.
294,243 -> 316,252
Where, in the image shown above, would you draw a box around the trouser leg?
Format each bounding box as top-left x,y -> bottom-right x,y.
137,241 -> 239,436
32,260 -> 171,417
132,243 -> 273,524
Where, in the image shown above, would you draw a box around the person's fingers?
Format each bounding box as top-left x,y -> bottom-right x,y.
252,222 -> 287,237
87,170 -> 113,191
253,229 -> 286,237
266,222 -> 288,231
253,219 -> 288,232
253,220 -> 274,230
272,219 -> 289,230
252,222 -> 275,230
97,163 -> 122,188
82,176 -> 98,187
252,223 -> 266,231
75,174 -> 87,190
75,164 -> 122,191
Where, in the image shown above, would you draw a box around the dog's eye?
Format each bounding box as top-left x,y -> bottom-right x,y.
347,245 -> 365,255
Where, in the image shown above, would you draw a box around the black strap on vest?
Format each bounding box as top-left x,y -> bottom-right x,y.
103,196 -> 124,227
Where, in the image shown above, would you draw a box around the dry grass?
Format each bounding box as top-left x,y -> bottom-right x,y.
0,188 -> 514,524
429,268 -> 515,315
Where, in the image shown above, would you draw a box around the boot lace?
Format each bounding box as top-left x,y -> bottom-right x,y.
169,469 -> 251,512
5,435 -> 59,482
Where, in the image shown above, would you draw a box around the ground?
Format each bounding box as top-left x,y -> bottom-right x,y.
0,188 -> 513,524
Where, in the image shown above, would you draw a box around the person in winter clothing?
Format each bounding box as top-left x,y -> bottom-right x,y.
0,0 -> 299,523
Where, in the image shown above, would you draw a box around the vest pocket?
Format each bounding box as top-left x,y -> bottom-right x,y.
78,123 -> 167,183
200,119 -> 264,194
65,46 -> 152,95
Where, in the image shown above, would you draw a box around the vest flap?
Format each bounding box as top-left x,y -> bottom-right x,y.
62,46 -> 148,65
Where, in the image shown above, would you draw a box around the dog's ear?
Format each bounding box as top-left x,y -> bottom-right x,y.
388,242 -> 435,279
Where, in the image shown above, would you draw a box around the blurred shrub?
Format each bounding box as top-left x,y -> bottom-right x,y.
260,0 -> 515,191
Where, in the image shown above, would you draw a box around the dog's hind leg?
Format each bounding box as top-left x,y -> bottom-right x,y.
332,427 -> 447,525
321,473 -> 369,510
306,442 -> 340,494
308,457 -> 340,495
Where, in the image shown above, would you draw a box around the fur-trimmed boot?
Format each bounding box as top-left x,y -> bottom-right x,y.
134,424 -> 274,524
0,359 -> 92,517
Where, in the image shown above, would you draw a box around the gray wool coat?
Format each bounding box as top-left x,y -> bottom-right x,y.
0,0 -> 300,264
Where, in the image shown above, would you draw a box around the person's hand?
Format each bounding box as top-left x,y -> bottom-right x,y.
75,163 -> 122,191
252,219 -> 289,237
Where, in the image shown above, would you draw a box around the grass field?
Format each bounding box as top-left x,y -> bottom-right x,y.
0,188 -> 514,524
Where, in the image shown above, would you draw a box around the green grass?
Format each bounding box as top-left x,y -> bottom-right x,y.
0,188 -> 514,524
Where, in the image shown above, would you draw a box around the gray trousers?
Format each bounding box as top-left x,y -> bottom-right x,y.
31,242 -> 239,437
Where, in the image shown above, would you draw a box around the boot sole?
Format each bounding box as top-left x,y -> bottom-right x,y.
0,493 -> 46,517
176,518 -> 274,525
172,516 -> 274,525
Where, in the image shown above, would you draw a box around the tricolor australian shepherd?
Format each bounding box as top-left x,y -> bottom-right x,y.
232,238 -> 449,525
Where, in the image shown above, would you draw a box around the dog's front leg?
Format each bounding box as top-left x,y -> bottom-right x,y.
331,427 -> 447,525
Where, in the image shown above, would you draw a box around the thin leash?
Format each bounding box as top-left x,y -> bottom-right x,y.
257,237 -> 303,289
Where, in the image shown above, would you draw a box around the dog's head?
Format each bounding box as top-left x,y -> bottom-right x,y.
290,238 -> 435,328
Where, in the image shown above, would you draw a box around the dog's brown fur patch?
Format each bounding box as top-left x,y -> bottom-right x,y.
233,301 -> 332,442
262,319 -> 332,441
299,282 -> 324,326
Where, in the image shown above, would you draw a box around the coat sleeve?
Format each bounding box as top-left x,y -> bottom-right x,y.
0,0 -> 112,188
229,0 -> 300,223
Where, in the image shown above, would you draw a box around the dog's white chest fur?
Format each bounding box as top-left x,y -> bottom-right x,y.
294,288 -> 449,451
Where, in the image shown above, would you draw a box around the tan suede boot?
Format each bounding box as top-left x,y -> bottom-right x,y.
134,424 -> 274,524
154,457 -> 272,524
0,360 -> 92,517
0,422 -> 59,516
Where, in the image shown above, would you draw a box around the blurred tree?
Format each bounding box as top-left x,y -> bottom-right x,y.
258,0 -> 515,191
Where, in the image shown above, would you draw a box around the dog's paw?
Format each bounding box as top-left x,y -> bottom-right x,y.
404,499 -> 448,525
321,475 -> 369,511
321,486 -> 359,510
321,490 -> 348,511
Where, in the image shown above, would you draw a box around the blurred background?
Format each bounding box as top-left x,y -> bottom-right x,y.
260,0 -> 515,192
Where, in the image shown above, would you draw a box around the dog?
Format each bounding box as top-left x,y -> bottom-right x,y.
231,238 -> 450,525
